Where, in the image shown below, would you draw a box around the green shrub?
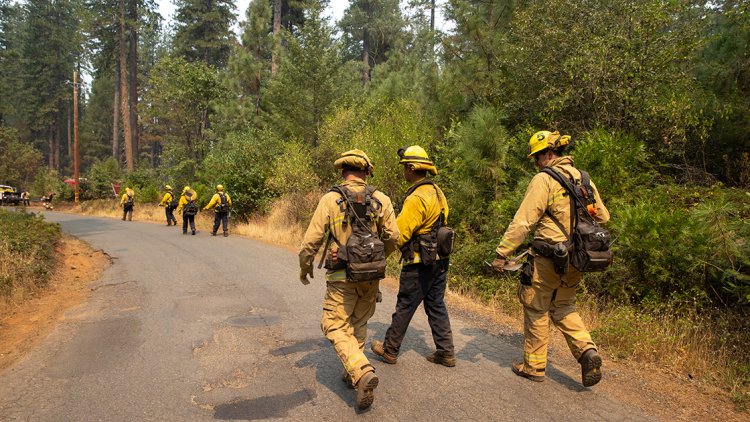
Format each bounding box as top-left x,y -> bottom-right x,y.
200,129 -> 280,216
86,157 -> 121,199
0,209 -> 61,298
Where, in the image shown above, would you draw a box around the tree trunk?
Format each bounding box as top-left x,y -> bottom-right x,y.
119,0 -> 134,170
430,0 -> 435,33
361,1 -> 371,84
54,118 -> 61,170
48,125 -> 54,169
128,0 -> 139,163
113,58 -> 121,164
271,0 -> 281,76
67,108 -> 72,160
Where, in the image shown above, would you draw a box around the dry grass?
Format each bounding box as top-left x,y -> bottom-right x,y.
0,243 -> 42,304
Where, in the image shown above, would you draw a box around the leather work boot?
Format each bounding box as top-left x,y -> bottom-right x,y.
370,340 -> 397,364
211,232 -> 217,236
356,371 -> 379,410
341,371 -> 354,389
191,230 -> 196,235
579,349 -> 603,387
223,232 -> 229,237
512,362 -> 545,382
426,351 -> 456,367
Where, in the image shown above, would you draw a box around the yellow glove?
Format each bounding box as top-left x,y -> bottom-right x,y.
300,266 -> 313,285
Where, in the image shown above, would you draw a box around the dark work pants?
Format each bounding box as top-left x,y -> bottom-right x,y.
165,206 -> 177,225
212,211 -> 229,234
122,204 -> 133,221
384,259 -> 454,356
182,212 -> 195,233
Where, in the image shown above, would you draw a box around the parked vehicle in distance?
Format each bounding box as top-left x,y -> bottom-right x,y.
0,185 -> 22,206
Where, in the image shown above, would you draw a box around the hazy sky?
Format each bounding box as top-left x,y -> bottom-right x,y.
157,0 -> 450,34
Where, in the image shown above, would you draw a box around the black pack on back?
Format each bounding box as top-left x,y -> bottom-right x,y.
325,185 -> 387,282
541,167 -> 612,272
184,192 -> 198,216
125,193 -> 134,206
400,179 -> 455,265
216,193 -> 230,213
168,192 -> 179,208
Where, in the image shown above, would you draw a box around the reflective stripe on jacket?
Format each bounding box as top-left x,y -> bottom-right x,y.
299,177 -> 400,282
496,156 -> 610,258
397,178 -> 449,265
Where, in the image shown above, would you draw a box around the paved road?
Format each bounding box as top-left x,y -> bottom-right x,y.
0,212 -> 652,421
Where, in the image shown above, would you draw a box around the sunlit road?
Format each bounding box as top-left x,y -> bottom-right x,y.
0,212 -> 652,421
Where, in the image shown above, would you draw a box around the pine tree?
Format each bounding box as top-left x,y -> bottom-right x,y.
265,3 -> 358,146
339,0 -> 405,84
172,0 -> 237,69
217,0 -> 273,130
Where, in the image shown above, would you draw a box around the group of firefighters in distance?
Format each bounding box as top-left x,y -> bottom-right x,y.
299,130 -> 610,410
119,184 -> 233,237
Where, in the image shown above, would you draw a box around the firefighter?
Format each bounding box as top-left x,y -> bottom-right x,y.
120,187 -> 135,221
159,185 -> 178,226
298,149 -> 399,410
203,184 -> 232,237
21,190 -> 30,206
491,130 -> 610,387
371,145 -> 456,368
177,186 -> 199,235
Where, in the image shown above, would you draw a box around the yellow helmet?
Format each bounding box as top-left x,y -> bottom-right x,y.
398,145 -> 438,175
183,186 -> 190,193
334,149 -> 374,175
216,184 -> 224,192
528,130 -> 571,158
165,185 -> 172,191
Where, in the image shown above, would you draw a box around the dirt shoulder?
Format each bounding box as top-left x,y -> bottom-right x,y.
0,235 -> 111,372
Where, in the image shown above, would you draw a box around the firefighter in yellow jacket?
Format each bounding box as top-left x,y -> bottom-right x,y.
159,185 -> 178,226
492,130 -> 610,387
203,185 -> 232,237
298,149 -> 399,410
371,145 -> 456,367
119,187 -> 135,221
177,186 -> 199,235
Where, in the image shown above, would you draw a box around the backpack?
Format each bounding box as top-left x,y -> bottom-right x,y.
320,185 -> 387,282
541,167 -> 612,272
168,192 -> 179,208
184,192 -> 198,216
400,179 -> 456,265
216,193 -> 230,213
125,192 -> 134,206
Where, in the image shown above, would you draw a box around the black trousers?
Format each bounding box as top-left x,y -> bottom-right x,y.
165,206 -> 177,224
122,204 -> 133,221
182,212 -> 195,232
212,211 -> 229,234
384,259 -> 454,356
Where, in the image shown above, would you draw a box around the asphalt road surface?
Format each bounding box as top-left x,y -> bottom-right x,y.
0,212 -> 653,421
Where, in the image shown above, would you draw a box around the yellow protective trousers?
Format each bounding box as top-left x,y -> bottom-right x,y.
321,280 -> 378,386
518,254 -> 596,376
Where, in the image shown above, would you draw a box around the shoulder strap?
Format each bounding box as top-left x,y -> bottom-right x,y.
541,167 -> 578,240
404,178 -> 435,199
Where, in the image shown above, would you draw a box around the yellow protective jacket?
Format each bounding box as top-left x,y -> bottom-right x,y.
397,178 -> 450,265
203,192 -> 232,211
120,188 -> 135,206
496,156 -> 610,258
159,191 -> 175,207
176,189 -> 198,213
299,177 -> 400,282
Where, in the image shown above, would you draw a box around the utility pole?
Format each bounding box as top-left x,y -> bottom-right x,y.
73,70 -> 80,203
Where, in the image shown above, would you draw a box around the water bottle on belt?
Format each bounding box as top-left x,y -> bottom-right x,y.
553,243 -> 569,274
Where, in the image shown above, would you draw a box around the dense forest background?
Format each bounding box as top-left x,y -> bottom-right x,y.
1,0 -> 749,404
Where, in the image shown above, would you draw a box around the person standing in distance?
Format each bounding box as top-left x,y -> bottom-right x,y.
159,185 -> 178,226
203,184 -> 232,237
177,186 -> 199,235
